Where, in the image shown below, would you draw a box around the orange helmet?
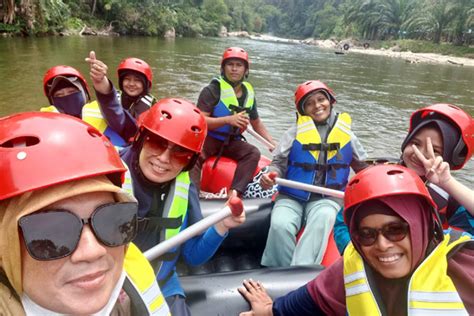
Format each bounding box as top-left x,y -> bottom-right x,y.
43,65 -> 91,104
117,57 -> 153,91
294,80 -> 336,115
0,112 -> 125,201
404,103 -> 473,170
221,47 -> 249,69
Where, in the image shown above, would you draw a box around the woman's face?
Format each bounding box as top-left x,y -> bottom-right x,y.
122,73 -> 144,97
358,213 -> 412,279
303,91 -> 331,123
402,126 -> 443,176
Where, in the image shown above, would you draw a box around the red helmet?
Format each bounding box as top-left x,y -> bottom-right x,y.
407,103 -> 474,170
117,57 -> 153,89
137,98 -> 207,153
0,112 -> 126,201
344,164 -> 436,225
43,65 -> 91,102
221,47 -> 249,69
294,80 -> 336,115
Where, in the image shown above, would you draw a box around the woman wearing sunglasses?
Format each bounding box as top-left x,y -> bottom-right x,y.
119,98 -> 246,315
0,112 -> 169,315
239,164 -> 473,315
334,103 -> 474,254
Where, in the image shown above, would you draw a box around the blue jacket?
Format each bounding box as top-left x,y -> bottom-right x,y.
120,144 -> 227,299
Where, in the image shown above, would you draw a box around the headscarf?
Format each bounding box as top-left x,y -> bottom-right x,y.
401,118 -> 459,168
349,195 -> 434,272
0,175 -> 135,295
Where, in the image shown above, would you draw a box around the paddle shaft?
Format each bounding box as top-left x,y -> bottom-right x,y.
275,177 -> 344,199
144,204 -> 259,261
246,128 -> 276,151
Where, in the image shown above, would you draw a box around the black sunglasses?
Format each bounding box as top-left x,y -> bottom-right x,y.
355,221 -> 409,247
19,202 -> 138,261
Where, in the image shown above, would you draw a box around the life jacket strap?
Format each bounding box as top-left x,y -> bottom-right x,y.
138,216 -> 183,232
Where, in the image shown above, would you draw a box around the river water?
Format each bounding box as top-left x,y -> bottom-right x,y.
0,36 -> 472,185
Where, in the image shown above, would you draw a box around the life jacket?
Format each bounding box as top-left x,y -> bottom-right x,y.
123,243 -> 170,315
207,77 -> 255,141
427,183 -> 473,234
123,167 -> 190,283
40,102 -> 127,147
279,113 -> 353,201
118,91 -> 156,119
343,230 -> 472,315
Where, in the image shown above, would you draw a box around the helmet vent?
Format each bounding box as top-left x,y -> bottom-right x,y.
191,126 -> 201,133
387,169 -> 403,176
87,127 -> 102,138
1,136 -> 39,148
348,178 -> 359,186
161,110 -> 172,120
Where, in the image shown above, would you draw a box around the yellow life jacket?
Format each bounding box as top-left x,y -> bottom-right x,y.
343,231 -> 472,315
123,164 -> 190,281
124,243 -> 170,315
208,77 -> 255,141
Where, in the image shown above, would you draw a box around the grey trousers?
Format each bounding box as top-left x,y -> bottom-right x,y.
261,197 -> 339,267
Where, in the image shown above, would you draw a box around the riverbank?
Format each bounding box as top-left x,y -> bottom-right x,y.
231,33 -> 474,67
349,47 -> 474,67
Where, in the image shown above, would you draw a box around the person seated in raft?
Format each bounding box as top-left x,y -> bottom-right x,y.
189,47 -> 276,202
85,66 -> 247,315
334,103 -> 474,254
0,112 -> 169,315
239,164 -> 474,316
259,80 -> 368,267
41,64 -> 127,147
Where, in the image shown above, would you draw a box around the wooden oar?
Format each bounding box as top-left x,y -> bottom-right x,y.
268,172 -> 344,199
144,197 -> 256,262
246,127 -> 276,151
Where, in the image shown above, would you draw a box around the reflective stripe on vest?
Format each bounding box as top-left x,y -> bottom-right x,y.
208,77 -> 255,141
123,167 -> 190,280
344,231 -> 472,315
279,113 -> 352,201
41,102 -> 127,147
124,243 -> 170,315
121,159 -> 135,198
156,172 -> 190,280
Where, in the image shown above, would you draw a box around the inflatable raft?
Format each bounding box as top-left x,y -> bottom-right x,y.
178,156 -> 341,315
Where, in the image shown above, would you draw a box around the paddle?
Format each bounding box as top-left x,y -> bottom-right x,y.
246,127 -> 276,151
268,172 -> 344,199
144,197 -> 249,261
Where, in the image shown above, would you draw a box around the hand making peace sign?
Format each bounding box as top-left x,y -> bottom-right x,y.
412,136 -> 452,186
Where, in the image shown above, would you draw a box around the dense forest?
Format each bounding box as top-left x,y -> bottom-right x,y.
1,0 -> 473,46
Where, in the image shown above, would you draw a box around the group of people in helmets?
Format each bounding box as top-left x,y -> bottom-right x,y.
0,44 -> 472,316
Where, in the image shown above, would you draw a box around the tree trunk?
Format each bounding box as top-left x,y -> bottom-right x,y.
433,25 -> 442,44
3,0 -> 15,24
91,0 -> 97,16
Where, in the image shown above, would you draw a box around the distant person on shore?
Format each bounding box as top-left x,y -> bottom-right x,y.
334,103 -> 474,254
0,112 -> 169,315
189,47 -> 276,202
41,64 -> 127,146
259,80 -> 368,267
239,164 -> 474,315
